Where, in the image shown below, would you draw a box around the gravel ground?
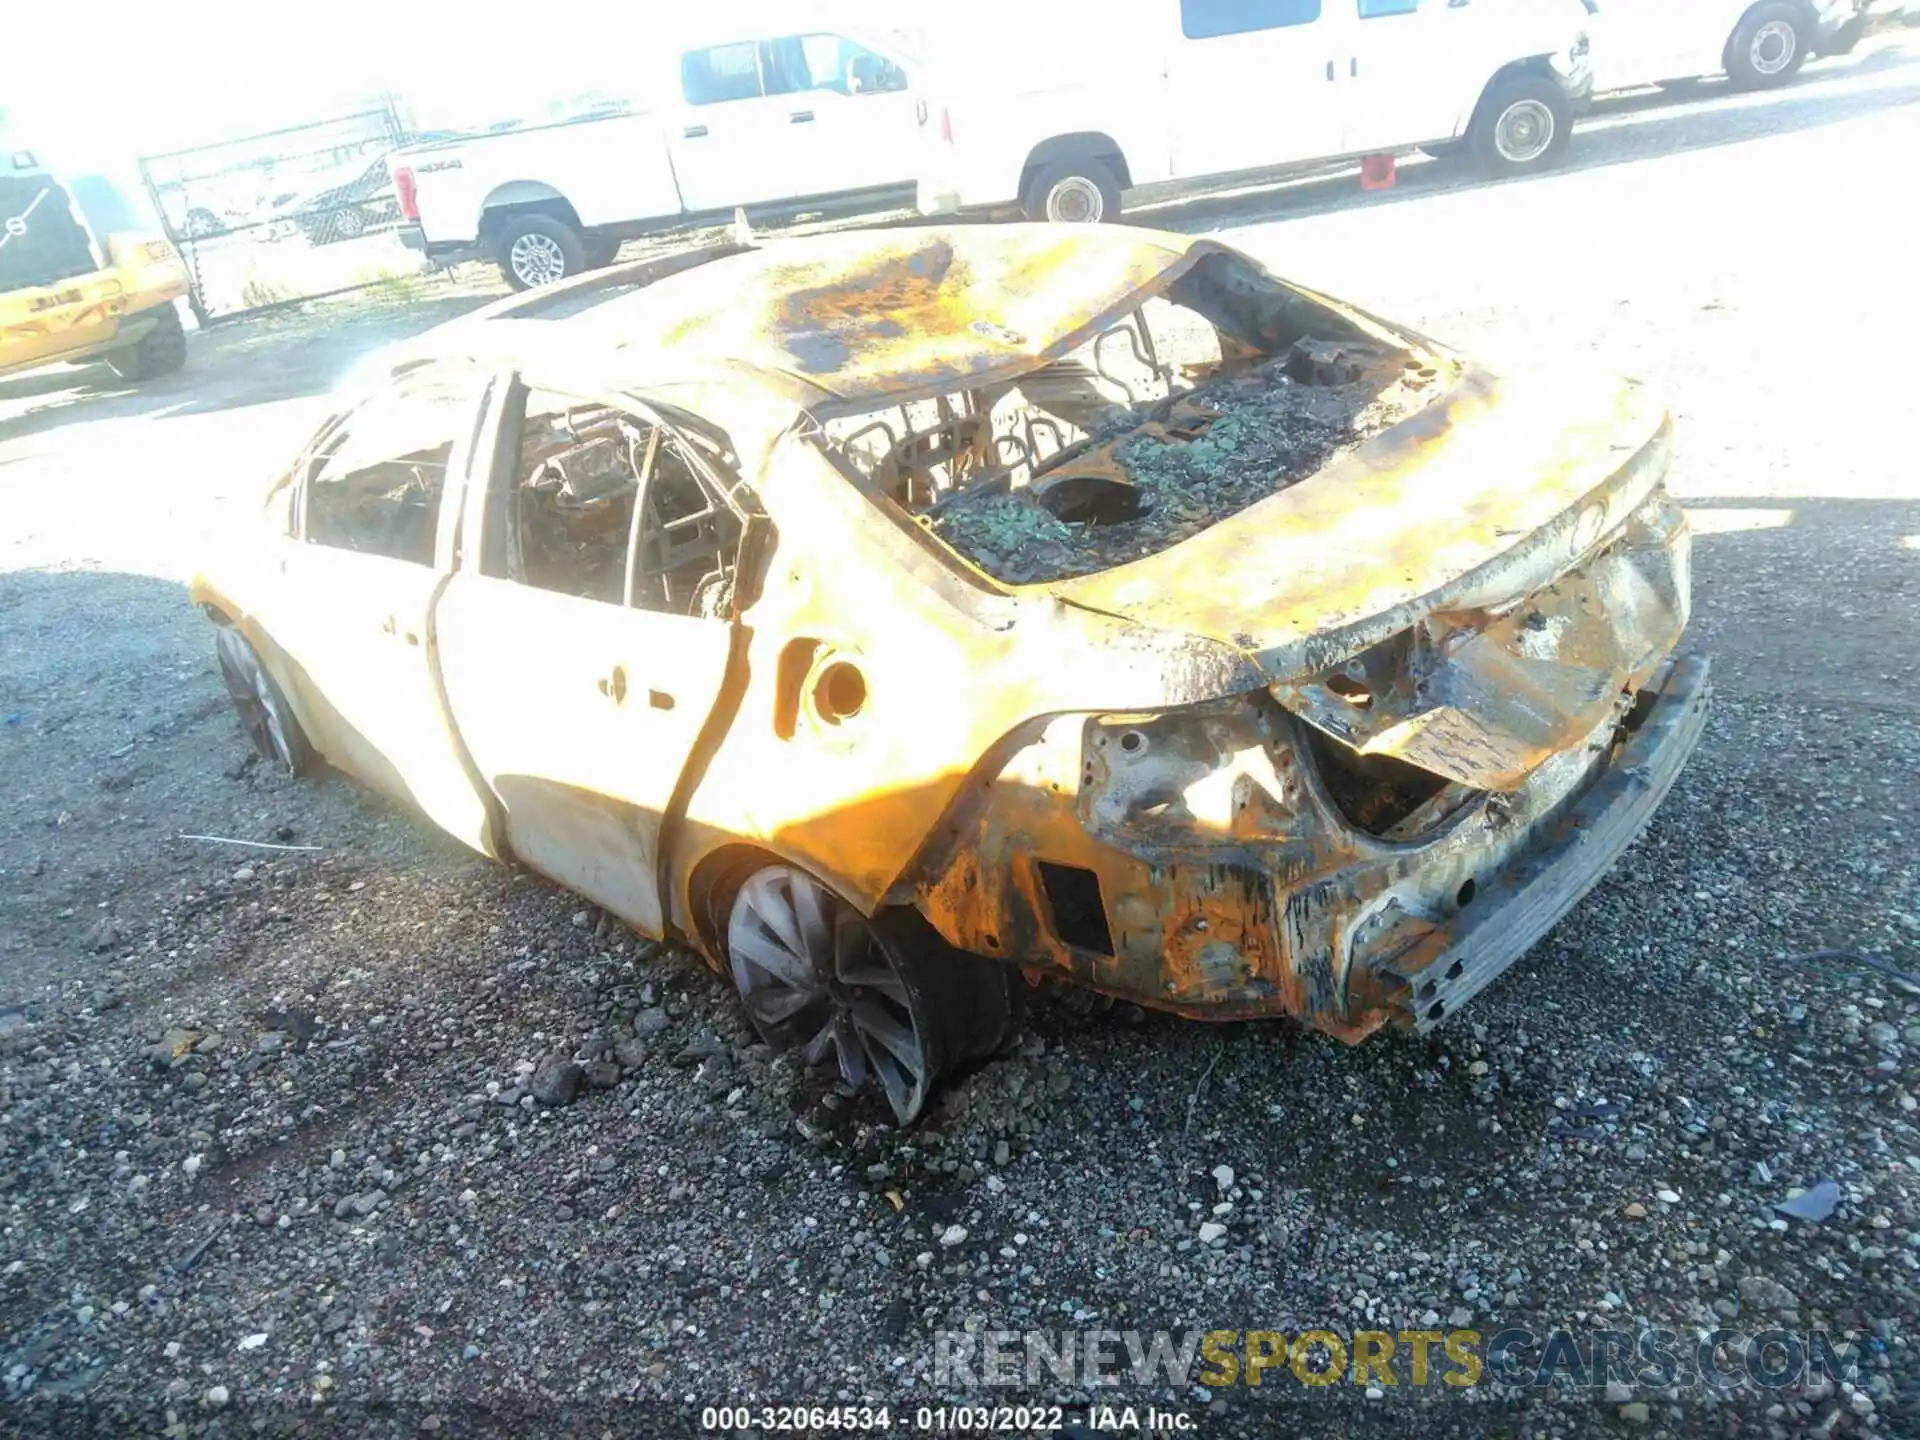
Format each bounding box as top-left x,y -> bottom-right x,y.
2,40 -> 1917,1439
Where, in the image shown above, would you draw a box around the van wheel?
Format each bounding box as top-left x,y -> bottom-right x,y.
494,213 -> 585,290
1023,158 -> 1122,224
104,305 -> 188,382
721,863 -> 1021,1124
1727,2 -> 1810,87
1469,75 -> 1573,177
214,626 -> 312,777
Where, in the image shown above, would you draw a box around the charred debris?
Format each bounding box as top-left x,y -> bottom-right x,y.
822,256 -> 1456,586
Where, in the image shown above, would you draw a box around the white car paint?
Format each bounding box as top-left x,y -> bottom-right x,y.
1589,0 -> 1856,91
394,25 -> 923,258
915,0 -> 1592,219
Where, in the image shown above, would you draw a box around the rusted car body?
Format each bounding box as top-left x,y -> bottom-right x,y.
193,226 -> 1707,1121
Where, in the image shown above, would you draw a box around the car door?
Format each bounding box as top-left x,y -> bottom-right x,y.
667,39 -> 811,212
1167,0 -> 1352,177
432,380 -> 754,935
1341,0 -> 1505,151
760,33 -> 922,197
267,361 -> 501,854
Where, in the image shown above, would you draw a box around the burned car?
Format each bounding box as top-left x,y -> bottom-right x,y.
193,227 -> 1708,1122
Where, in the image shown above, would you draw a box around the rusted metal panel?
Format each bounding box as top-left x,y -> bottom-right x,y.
196,222 -> 1708,1048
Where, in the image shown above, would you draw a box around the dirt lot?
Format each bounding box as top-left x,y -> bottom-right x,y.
2,40 -> 1917,1439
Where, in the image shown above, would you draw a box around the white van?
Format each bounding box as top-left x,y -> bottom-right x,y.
1590,0 -> 1867,93
916,0 -> 1594,224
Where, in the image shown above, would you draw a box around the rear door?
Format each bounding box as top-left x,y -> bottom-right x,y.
668,39 -> 812,211
761,33 -> 922,197
269,362 -> 500,854
433,380 -> 753,934
1167,0 -> 1352,176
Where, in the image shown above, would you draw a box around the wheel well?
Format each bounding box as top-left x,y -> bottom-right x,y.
1018,133 -> 1132,201
1471,59 -> 1564,124
478,187 -> 583,242
685,844 -> 785,965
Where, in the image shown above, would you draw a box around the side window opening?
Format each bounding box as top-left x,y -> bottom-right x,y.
1180,0 -> 1325,38
302,371 -> 478,565
503,389 -> 750,619
767,34 -> 908,97
681,42 -> 766,106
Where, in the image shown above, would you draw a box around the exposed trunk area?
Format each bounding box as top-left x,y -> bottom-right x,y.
928,336 -> 1452,584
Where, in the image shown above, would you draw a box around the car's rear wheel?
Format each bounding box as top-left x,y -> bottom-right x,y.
1727,2 -> 1809,88
495,212 -> 585,290
1468,74 -> 1574,178
1023,158 -> 1123,224
214,626 -> 312,777
104,305 -> 188,383
722,863 -> 1020,1124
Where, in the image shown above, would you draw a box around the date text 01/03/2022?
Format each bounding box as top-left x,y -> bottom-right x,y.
698,1404 -> 1199,1432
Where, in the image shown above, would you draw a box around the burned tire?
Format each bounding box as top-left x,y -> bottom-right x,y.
1023,157 -> 1123,224
214,625 -> 312,777
1468,74 -> 1574,178
1727,2 -> 1809,88
104,305 -> 187,383
721,863 -> 1021,1123
493,212 -> 585,290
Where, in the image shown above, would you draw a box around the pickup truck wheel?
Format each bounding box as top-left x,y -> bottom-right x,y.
104,305 -> 188,383
722,863 -> 1021,1124
1024,158 -> 1122,224
214,626 -> 312,777
1468,75 -> 1573,177
495,213 -> 584,290
1727,3 -> 1809,87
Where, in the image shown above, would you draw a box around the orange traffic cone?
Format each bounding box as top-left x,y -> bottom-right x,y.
1360,154 -> 1397,191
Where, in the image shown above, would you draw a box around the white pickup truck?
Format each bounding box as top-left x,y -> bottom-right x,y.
394,26 -> 925,289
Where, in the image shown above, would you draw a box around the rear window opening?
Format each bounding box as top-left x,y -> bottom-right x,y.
813,253 -> 1457,586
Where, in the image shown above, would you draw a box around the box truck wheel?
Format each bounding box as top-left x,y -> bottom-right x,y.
1023,158 -> 1122,224
494,213 -> 585,290
1469,75 -> 1573,178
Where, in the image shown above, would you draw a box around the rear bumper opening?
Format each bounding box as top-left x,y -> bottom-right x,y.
1351,651 -> 1711,1031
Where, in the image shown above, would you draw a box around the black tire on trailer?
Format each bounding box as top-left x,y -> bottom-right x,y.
1468,73 -> 1575,178
1726,1 -> 1811,88
104,304 -> 188,383
493,211 -> 586,290
1022,156 -> 1124,224
213,625 -> 313,777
